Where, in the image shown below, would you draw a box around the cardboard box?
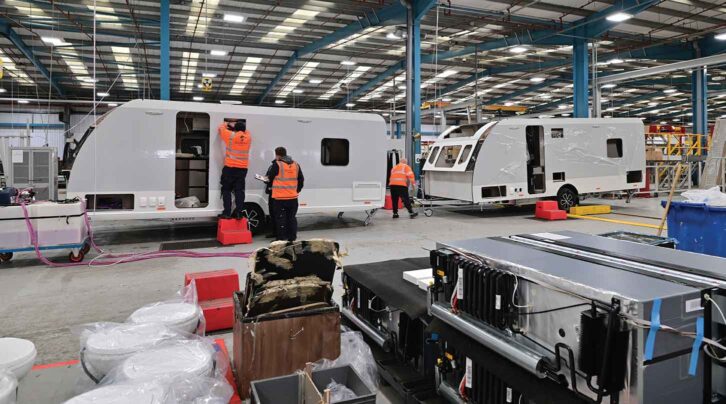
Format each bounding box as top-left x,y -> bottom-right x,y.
646,146 -> 663,161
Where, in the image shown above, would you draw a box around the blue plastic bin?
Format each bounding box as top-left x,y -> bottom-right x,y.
661,200 -> 726,257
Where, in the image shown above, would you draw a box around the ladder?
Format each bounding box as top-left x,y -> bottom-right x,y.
702,119 -> 725,188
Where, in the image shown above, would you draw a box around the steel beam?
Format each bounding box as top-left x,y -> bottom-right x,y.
692,67 -> 707,137
0,18 -> 65,97
572,38 -> 589,117
160,0 -> 170,100
599,52 -> 726,85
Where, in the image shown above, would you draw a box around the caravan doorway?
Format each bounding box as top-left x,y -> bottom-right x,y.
526,125 -> 545,195
175,112 -> 210,208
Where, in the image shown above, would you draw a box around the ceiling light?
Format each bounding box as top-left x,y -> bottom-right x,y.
398,85 -> 406,90
386,32 -> 401,40
341,60 -> 356,66
107,103 -> 118,107
660,121 -> 668,125
42,37 -> 69,46
530,77 -> 545,83
664,88 -> 678,93
509,46 -> 528,54
606,12 -> 632,22
609,58 -> 624,64
538,114 -> 553,118
202,72 -> 216,78
561,113 -> 571,117
648,102 -> 658,107
210,49 -> 227,56
715,33 -> 726,41
504,102 -> 514,106
193,96 -> 204,101
292,89 -> 304,94
558,105 -> 568,110
442,97 -> 452,102
275,100 -> 285,104
0,89 -> 5,93
602,83 -> 617,89
309,79 -> 322,84
82,78 -> 98,83
539,94 -> 552,99
17,100 -> 29,104
223,14 -> 245,23
220,100 -> 242,105
345,103 -> 355,108
97,92 -> 110,97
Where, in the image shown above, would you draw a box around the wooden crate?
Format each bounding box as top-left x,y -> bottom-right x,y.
233,292 -> 340,399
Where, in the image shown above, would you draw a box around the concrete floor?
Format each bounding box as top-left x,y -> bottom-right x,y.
0,197 -> 669,403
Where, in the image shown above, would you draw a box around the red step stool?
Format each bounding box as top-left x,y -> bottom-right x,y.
185,269 -> 240,332
383,194 -> 404,210
217,218 -> 253,245
535,200 -> 568,220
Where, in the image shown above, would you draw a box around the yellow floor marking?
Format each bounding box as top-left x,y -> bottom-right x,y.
567,214 -> 666,230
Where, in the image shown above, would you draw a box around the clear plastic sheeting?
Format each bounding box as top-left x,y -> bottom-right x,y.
175,196 -> 201,208
106,339 -> 222,383
313,331 -> 378,391
0,370 -> 17,404
75,322 -> 188,381
681,186 -> 726,206
127,283 -> 204,334
64,380 -> 169,404
326,379 -> 357,403
166,376 -> 233,404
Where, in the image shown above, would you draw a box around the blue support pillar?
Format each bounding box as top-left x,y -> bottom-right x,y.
691,67 -> 707,138
159,0 -> 170,100
572,38 -> 589,118
412,18 -> 422,178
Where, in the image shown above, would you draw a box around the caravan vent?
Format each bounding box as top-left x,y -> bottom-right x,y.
481,186 -> 506,198
626,170 -> 643,183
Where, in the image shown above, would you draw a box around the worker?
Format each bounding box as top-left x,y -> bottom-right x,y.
389,158 -> 418,219
218,119 -> 251,219
264,157 -> 278,238
269,147 -> 304,241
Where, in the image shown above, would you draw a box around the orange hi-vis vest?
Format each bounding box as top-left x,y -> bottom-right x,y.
389,163 -> 415,187
219,124 -> 251,168
272,160 -> 300,200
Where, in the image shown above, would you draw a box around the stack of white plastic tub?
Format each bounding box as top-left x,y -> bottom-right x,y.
0,338 -> 37,404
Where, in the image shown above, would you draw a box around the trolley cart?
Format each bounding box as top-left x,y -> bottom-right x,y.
0,200 -> 90,263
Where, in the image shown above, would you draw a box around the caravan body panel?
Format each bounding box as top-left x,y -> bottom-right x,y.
66,100 -> 388,220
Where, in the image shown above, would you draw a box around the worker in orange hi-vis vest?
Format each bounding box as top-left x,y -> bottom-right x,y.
268,147 -> 305,241
218,119 -> 251,219
388,158 -> 418,219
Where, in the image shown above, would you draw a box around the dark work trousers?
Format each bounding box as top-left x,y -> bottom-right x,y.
221,166 -> 247,216
390,185 -> 413,215
273,198 -> 299,241
267,195 -> 276,236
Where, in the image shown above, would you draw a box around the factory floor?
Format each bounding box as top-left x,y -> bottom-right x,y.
1,197 -> 670,403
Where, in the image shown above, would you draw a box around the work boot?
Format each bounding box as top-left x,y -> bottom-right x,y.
392,213 -> 399,219
409,212 -> 418,219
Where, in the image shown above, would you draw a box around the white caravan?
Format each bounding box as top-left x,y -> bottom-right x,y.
422,118 -> 646,210
66,100 -> 389,231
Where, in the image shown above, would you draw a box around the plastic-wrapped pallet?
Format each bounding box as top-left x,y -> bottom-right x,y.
64,376 -> 233,404
128,283 -> 204,334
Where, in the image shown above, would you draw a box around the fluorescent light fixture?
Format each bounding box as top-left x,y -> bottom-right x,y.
382,113 -> 390,117
107,103 -> 118,107
345,103 -> 355,108
441,97 -> 452,102
210,49 -> 227,56
558,104 -> 568,109
0,88 -> 5,93
715,32 -> 726,40
220,100 -> 242,105
309,79 -> 323,84
197,84 -> 203,88
223,13 -> 245,23
509,46 -> 528,54
202,72 -> 216,78
602,83 -> 617,89
663,88 -> 678,94
386,32 -> 401,40
660,121 -> 668,125
609,58 -> 624,64
539,94 -> 552,99
193,96 -> 204,101
82,78 -> 98,83
17,100 -> 29,104
341,60 -> 356,66
292,89 -> 303,94
530,77 -> 545,83
436,69 -> 458,78
538,114 -> 553,118
97,92 -> 110,97
275,100 -> 285,104
42,36 -> 69,46
398,85 -> 406,90
504,102 -> 514,106
561,113 -> 571,117
648,102 -> 658,107
606,12 -> 632,22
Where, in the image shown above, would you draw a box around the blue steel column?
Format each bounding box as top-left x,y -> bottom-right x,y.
691,67 -> 707,139
412,17 -> 422,178
160,0 -> 170,100
572,38 -> 589,118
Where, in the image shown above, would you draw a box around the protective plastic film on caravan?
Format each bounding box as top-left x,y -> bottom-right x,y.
422,122 -> 497,202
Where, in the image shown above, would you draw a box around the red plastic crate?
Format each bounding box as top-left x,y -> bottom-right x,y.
201,297 -> 235,332
383,194 -> 404,210
535,200 -> 559,213
184,269 -> 239,302
217,218 -> 253,245
537,209 -> 568,220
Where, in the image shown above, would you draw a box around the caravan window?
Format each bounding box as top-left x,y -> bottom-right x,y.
607,139 -> 623,158
458,145 -> 472,164
435,145 -> 462,168
321,138 -> 349,166
428,147 -> 440,164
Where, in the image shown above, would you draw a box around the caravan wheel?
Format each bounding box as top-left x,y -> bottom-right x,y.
556,186 -> 579,211
240,203 -> 265,235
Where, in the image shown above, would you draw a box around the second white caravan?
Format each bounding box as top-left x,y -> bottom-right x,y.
422,118 -> 646,210
65,100 -> 389,232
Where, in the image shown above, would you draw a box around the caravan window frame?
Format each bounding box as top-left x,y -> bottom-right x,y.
321,138 -> 350,166
428,147 -> 440,164
434,145 -> 463,168
607,138 -> 623,158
